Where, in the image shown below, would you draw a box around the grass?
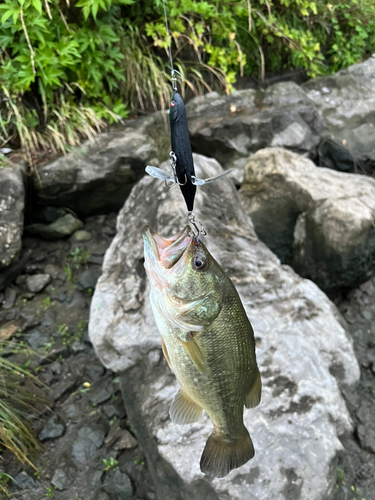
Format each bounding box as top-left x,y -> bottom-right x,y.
0,339 -> 46,477
121,27 -> 230,114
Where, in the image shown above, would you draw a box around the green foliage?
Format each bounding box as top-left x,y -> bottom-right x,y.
102,457 -> 119,471
0,0 -> 374,159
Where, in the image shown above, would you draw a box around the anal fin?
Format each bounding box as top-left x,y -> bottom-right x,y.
245,369 -> 262,409
178,333 -> 206,373
170,390 -> 202,425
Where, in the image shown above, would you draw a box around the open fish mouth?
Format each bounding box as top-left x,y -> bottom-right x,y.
142,225 -> 193,269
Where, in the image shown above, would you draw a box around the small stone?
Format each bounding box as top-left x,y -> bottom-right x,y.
71,426 -> 105,463
89,385 -> 113,406
88,469 -> 103,489
27,329 -> 50,349
14,471 -> 37,490
15,274 -> 28,286
85,363 -> 105,382
65,403 -> 81,421
103,469 -> 133,500
26,273 -> 51,293
44,264 -> 60,279
50,373 -> 77,401
71,340 -> 86,353
113,429 -> 138,450
51,459 -> 76,491
102,226 -> 116,237
77,269 -> 101,291
357,423 -> 375,454
2,287 -> 17,309
362,310 -> 372,320
91,241 -> 109,256
94,492 -> 110,500
71,230 -> 92,242
26,214 -> 84,240
88,254 -> 104,265
38,415 -> 65,441
103,404 -> 120,419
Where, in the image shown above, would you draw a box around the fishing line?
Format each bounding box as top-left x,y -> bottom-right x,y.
162,0 -> 182,91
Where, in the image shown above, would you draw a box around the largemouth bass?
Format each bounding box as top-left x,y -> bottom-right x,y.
142,225 -> 261,478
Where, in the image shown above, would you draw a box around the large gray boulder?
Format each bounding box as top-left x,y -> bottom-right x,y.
0,165 -> 24,271
303,57 -> 375,171
239,148 -> 375,290
186,82 -> 327,181
34,113 -> 169,216
90,154 -> 359,500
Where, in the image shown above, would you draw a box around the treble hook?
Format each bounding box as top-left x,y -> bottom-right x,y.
168,151 -> 187,187
188,211 -> 207,238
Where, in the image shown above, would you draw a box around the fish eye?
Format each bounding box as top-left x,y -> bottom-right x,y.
171,100 -> 176,107
192,255 -> 207,271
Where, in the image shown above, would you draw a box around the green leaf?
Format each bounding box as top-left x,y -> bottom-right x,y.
32,0 -> 42,14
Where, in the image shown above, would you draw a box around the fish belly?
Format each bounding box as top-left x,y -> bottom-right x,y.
161,301 -> 257,440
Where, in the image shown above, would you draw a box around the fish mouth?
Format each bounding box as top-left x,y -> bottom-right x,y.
142,225 -> 193,269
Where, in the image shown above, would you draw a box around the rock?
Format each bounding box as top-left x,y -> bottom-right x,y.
2,287 -> 17,309
89,382 -> 114,406
88,469 -> 104,489
105,421 -> 137,450
186,82 -> 326,176
77,269 -> 101,291
33,113 -> 168,217
90,154 -> 359,500
103,469 -> 133,500
239,148 -> 375,290
43,264 -> 60,279
0,165 -> 25,271
50,373 -> 77,401
26,273 -> 51,292
25,214 -> 84,240
38,415 -> 66,441
26,328 -> 50,349
14,471 -> 38,489
113,430 -> 138,451
51,457 -> 76,491
0,250 -> 30,292
71,230 -> 92,242
71,426 -> 105,463
303,58 -> 375,173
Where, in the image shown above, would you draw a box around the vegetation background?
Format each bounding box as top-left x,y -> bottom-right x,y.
1,0 -> 375,162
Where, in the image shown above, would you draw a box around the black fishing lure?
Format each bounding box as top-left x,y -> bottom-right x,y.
146,92 -> 231,213
170,92 -> 196,211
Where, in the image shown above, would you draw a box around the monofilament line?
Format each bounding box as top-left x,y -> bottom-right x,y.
162,0 -> 174,76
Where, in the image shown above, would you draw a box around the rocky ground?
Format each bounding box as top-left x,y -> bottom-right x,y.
0,205 -> 373,500
1,57 -> 375,500
0,214 -> 156,500
332,279 -> 375,500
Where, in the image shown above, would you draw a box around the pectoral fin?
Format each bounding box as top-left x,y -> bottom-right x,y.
170,389 -> 202,425
178,333 -> 206,373
161,337 -> 172,369
245,369 -> 262,409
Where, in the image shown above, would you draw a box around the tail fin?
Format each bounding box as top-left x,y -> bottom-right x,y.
200,427 -> 254,478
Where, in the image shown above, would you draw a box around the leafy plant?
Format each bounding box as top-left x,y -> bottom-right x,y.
1,0 -> 374,162
102,457 -> 119,471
